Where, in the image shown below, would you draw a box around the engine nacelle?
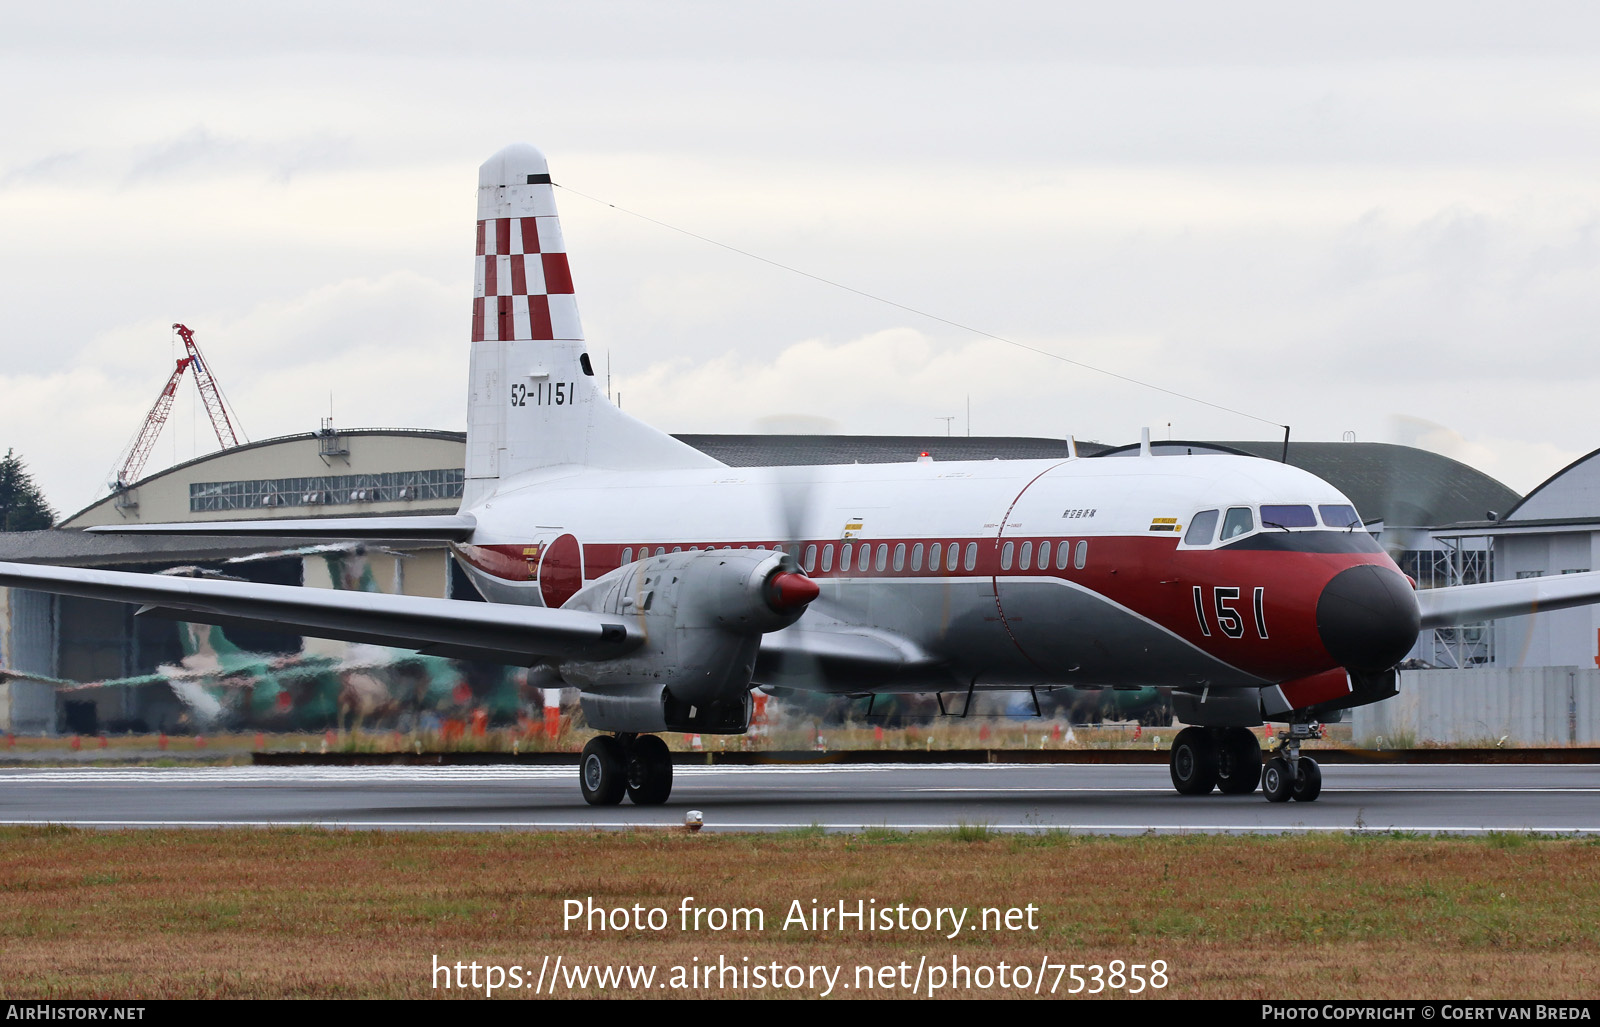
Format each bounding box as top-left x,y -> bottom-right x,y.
557,549 -> 818,733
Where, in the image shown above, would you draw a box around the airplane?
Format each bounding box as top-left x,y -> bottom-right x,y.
5,142 -> 1600,806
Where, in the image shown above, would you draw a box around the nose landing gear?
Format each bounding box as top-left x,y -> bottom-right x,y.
1262,722 -> 1323,803
580,733 -> 675,806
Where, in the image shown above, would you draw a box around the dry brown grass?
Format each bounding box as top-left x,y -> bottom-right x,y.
0,827 -> 1596,999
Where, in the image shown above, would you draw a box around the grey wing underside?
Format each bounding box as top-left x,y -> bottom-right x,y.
0,561 -> 636,666
1416,570 -> 1600,630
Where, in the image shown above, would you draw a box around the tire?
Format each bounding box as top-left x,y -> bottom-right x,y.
1291,758 -> 1322,802
1169,727 -> 1219,795
1215,727 -> 1263,795
625,734 -> 674,806
580,735 -> 626,806
1262,756 -> 1293,803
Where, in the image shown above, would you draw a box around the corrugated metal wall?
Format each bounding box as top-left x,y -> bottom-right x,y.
6,589 -> 57,678
1354,668 -> 1599,745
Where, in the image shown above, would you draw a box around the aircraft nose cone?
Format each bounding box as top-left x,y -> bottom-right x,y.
1316,565 -> 1421,671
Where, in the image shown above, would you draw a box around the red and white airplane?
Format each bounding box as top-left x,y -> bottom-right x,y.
7,143 -> 1600,806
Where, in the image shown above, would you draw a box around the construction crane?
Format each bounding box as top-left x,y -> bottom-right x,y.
113,324 -> 246,491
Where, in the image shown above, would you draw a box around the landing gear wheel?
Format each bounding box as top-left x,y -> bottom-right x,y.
625,734 -> 674,805
1215,727 -> 1263,795
1261,756 -> 1293,803
579,735 -> 626,806
1169,727 -> 1219,795
1291,758 -> 1322,802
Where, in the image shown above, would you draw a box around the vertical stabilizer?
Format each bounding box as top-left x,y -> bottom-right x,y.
464,144 -> 721,505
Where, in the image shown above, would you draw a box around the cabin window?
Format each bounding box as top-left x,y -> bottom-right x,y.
893,543 -> 906,571
911,543 -> 924,571
1001,541 -> 1014,570
1319,504 -> 1360,529
1184,510 -> 1219,546
821,544 -> 834,572
621,547 -> 633,564
1056,541 -> 1070,570
1038,542 -> 1050,570
671,546 -> 682,553
1074,540 -> 1088,570
803,544 -> 817,572
928,542 -> 942,572
1019,541 -> 1033,570
1260,504 -> 1316,529
1221,507 -> 1254,540
840,543 -> 853,572
964,542 -> 977,571
875,544 -> 888,571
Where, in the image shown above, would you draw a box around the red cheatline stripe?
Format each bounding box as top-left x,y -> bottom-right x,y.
529,296 -> 553,339
495,218 -> 511,256
510,254 -> 528,295
484,254 -> 498,296
542,253 -> 574,294
471,297 -> 485,342
521,217 -> 540,253
475,220 -> 486,256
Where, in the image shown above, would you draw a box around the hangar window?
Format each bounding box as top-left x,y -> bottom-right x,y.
876,544 -> 888,572
821,544 -> 834,572
964,542 -> 978,571
1184,510 -> 1219,546
1056,541 -> 1070,569
803,544 -> 817,572
1074,540 -> 1088,570
840,544 -> 853,572
1001,541 -> 1014,570
1019,541 -> 1033,569
911,543 -> 923,571
190,467 -> 464,512
1220,508 -> 1254,541
893,543 -> 906,571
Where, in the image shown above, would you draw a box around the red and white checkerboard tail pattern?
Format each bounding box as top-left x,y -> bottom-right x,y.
462,144 -> 721,507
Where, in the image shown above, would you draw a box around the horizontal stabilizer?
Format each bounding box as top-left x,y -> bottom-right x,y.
0,561 -> 636,666
84,514 -> 477,541
1416,570 -> 1600,629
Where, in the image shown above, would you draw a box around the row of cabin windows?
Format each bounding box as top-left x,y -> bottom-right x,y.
999,539 -> 1090,571
612,540 -> 1091,575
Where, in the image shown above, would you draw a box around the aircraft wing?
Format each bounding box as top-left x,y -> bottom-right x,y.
84,514 -> 477,540
1416,570 -> 1600,630
755,601 -> 945,691
0,561 -> 638,666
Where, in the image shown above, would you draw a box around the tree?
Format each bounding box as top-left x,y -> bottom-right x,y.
0,450 -> 56,531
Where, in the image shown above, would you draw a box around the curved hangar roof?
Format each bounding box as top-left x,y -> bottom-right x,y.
63,429 -> 470,528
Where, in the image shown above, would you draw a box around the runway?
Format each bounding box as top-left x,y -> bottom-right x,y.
1,763 -> 1597,834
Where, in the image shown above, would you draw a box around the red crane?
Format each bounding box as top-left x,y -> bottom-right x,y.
114,324 -> 246,490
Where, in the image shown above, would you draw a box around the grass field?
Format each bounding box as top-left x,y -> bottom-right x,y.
2,827 -> 1596,999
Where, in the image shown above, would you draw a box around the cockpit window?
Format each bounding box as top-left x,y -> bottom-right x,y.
1184,509 -> 1219,545
1221,507 -> 1254,540
1260,504 -> 1316,528
1319,504 -> 1360,528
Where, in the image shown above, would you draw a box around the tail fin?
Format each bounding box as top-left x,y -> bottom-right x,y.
464,143 -> 720,506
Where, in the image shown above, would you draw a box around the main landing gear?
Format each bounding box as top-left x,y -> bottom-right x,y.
580,733 -> 673,806
1168,723 -> 1323,801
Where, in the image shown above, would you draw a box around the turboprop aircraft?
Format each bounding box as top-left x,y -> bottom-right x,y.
6,143 -> 1600,806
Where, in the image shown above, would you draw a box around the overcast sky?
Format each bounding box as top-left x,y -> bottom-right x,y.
4,2 -> 1599,516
